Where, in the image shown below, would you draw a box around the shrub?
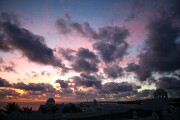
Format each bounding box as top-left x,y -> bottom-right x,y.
63,103 -> 83,113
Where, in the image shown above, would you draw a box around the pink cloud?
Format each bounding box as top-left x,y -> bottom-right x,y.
126,21 -> 146,42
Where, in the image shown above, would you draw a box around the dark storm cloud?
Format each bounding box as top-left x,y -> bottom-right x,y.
0,12 -> 67,70
0,77 -> 12,87
93,42 -> 127,63
13,82 -> 56,92
57,48 -> 75,61
76,48 -> 97,59
173,71 -> 180,78
71,22 -> 85,36
142,18 -> 179,70
125,63 -> 139,72
55,76 -> 142,99
56,15 -> 96,38
97,26 -> 129,61
2,23 -> 65,68
95,29 -> 129,62
21,90 -> 57,99
74,90 -> 88,98
0,11 -> 20,51
126,0 -> 151,21
171,0 -> 180,20
96,26 -> 129,44
56,13 -> 94,36
89,25 -> 129,63
56,18 -> 71,34
59,88 -> 73,97
88,82 -> 140,99
71,58 -> 98,73
72,48 -> 99,73
57,47 -> 99,73
133,0 -> 180,81
74,89 -> 98,99
104,65 -> 123,79
103,82 -> 141,93
0,11 -> 21,26
156,76 -> 180,97
0,38 -> 11,51
158,0 -> 180,21
108,90 -> 138,99
71,73 -> 102,89
71,48 -> 99,73
56,15 -> 129,63
101,82 -> 140,94
59,75 -> 142,99
136,18 -> 180,81
56,79 -> 69,89
0,89 -> 20,99
93,26 -> 129,63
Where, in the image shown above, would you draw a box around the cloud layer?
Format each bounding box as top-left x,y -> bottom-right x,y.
1,0 -> 180,101
56,14 -> 129,64
0,12 -> 66,71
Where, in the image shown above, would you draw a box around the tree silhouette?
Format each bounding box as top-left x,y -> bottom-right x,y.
4,103 -> 22,114
22,106 -> 32,114
63,103 -> 83,113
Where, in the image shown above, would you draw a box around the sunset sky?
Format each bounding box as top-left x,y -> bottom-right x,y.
0,0 -> 180,102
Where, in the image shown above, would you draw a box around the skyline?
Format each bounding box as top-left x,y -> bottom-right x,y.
0,0 -> 180,102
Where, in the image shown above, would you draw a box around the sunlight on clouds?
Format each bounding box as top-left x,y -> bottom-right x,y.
138,84 -> 156,92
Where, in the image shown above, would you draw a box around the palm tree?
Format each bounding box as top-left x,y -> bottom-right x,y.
4,103 -> 22,114
22,106 -> 32,114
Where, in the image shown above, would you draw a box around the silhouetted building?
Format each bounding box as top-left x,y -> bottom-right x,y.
143,88 -> 169,111
154,89 -> 168,100
93,99 -> 97,104
46,98 -> 55,105
39,98 -> 58,113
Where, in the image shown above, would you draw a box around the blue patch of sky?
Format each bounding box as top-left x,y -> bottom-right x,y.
0,0 -> 132,28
